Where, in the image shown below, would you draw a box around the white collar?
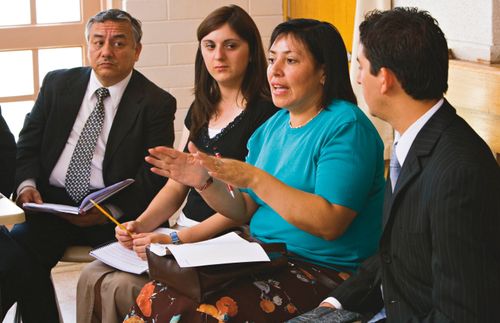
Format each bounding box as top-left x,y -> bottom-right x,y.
394,98 -> 444,166
88,70 -> 133,109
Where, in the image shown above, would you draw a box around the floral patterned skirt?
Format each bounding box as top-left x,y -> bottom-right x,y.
124,257 -> 351,323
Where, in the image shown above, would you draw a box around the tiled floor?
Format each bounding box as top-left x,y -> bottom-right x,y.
2,261 -> 86,323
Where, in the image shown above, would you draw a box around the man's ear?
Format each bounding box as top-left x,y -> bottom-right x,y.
379,67 -> 396,94
134,43 -> 143,61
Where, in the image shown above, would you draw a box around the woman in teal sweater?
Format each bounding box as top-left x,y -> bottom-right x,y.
126,18 -> 385,322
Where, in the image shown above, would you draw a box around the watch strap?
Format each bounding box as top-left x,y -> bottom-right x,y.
169,231 -> 182,245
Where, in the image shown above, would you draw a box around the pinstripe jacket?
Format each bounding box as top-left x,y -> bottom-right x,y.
331,100 -> 500,322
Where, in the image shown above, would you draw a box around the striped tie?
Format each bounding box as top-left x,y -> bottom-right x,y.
389,142 -> 401,192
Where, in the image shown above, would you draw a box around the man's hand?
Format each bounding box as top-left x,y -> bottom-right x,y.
287,306 -> 363,323
16,186 -> 43,207
55,207 -> 108,227
319,302 -> 336,308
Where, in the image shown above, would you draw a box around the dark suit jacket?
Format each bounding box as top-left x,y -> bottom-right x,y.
15,67 -> 176,222
0,106 -> 16,197
331,100 -> 500,322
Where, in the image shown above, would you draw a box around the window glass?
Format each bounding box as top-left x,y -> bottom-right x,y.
39,47 -> 83,84
36,0 -> 81,24
1,101 -> 34,141
0,50 -> 34,97
0,0 -> 31,26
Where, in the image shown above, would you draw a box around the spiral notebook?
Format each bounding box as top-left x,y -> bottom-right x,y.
90,227 -> 175,274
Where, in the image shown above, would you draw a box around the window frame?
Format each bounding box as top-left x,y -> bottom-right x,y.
0,0 -> 104,104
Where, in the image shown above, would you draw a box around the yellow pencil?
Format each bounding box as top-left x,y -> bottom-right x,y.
89,199 -> 133,238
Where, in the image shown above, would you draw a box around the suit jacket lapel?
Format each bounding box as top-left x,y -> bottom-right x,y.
47,68 -> 91,170
383,100 -> 457,227
104,70 -> 144,172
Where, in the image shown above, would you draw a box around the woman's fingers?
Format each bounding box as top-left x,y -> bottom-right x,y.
132,234 -> 151,259
149,167 -> 170,178
149,146 -> 180,159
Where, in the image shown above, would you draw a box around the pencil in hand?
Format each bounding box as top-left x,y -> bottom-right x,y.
89,199 -> 133,238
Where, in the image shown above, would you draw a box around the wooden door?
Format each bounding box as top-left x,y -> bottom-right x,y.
285,0 -> 356,52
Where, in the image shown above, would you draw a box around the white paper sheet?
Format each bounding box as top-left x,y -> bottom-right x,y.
90,242 -> 147,274
165,232 -> 270,268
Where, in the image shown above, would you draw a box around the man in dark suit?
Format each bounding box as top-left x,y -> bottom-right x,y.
0,106 -> 16,197
289,7 -> 500,323
0,9 -> 176,323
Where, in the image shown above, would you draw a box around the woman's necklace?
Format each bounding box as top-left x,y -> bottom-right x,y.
289,108 -> 323,129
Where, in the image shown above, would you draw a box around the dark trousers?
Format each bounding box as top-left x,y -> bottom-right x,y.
1,226 -> 59,323
2,185 -> 115,322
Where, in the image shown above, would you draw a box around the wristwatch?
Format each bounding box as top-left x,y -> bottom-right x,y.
169,231 -> 182,245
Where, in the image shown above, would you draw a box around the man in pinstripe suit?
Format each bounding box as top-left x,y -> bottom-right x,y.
289,7 -> 500,323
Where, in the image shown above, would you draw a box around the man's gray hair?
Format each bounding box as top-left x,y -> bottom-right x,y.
85,9 -> 142,44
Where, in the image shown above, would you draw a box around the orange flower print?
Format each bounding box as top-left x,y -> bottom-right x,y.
260,299 -> 276,313
216,296 -> 238,317
136,282 -> 155,317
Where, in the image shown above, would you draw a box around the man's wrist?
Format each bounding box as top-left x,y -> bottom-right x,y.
17,179 -> 37,196
321,297 -> 342,309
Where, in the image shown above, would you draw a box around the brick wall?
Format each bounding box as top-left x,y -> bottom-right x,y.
124,0 -> 283,147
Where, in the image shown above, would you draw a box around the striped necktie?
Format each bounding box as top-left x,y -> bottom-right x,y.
389,142 -> 401,192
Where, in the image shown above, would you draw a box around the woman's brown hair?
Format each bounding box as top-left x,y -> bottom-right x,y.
190,5 -> 270,139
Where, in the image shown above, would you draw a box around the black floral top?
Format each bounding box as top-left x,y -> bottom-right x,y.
182,99 -> 277,222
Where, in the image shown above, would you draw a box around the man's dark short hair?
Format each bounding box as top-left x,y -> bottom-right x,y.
359,7 -> 448,100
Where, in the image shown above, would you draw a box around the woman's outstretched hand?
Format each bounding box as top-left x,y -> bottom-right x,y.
145,145 -> 209,189
189,142 -> 257,189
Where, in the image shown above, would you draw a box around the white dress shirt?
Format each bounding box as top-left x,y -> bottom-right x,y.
393,98 -> 444,167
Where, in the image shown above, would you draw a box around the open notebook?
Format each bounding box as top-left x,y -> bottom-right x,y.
23,178 -> 134,215
89,227 -> 174,274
